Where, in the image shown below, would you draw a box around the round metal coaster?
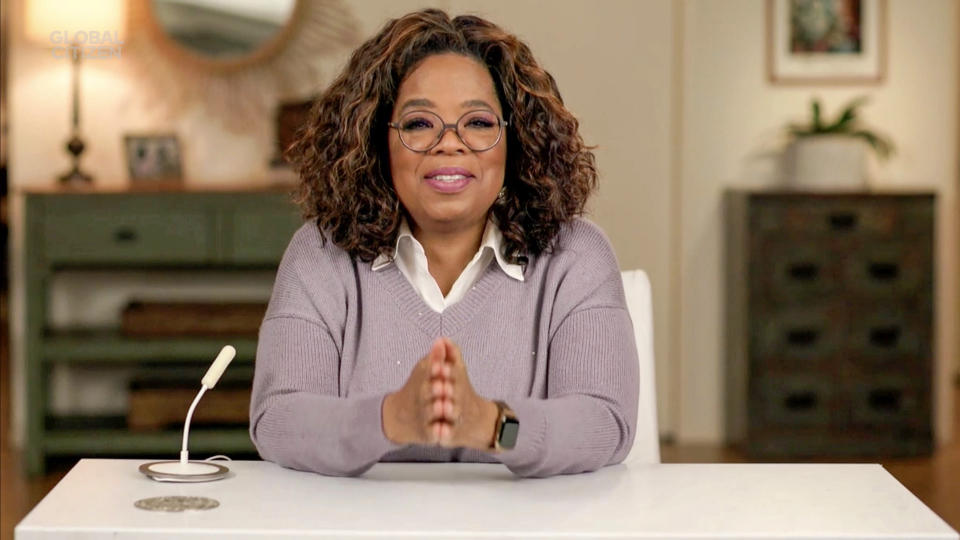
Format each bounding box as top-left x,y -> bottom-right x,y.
139,460 -> 230,483
134,496 -> 220,512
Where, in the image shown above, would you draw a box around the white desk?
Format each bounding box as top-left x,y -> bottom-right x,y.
16,459 -> 959,539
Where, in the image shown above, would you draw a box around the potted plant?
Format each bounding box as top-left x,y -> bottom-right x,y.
783,96 -> 896,190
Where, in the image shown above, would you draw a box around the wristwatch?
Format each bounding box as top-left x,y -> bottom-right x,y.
490,400 -> 519,452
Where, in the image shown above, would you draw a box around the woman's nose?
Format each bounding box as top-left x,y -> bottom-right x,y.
431,126 -> 467,154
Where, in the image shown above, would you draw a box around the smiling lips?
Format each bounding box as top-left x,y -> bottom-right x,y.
424,167 -> 474,193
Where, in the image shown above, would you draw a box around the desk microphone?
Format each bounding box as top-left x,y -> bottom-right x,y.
139,345 -> 236,483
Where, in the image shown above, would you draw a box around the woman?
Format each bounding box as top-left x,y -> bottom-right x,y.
250,8 -> 639,478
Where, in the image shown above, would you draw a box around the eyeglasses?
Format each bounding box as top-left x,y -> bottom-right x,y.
388,110 -> 508,153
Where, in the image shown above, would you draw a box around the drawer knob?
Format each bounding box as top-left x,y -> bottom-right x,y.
869,326 -> 901,348
828,212 -> 858,231
114,227 -> 138,242
868,262 -> 899,280
868,388 -> 902,412
787,263 -> 819,281
786,328 -> 819,346
784,391 -> 818,411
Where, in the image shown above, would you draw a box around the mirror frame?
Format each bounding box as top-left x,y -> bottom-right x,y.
129,0 -> 306,74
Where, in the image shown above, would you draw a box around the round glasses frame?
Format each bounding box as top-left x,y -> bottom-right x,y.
387,110 -> 509,153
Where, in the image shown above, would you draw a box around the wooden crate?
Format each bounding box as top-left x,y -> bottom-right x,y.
128,385 -> 251,431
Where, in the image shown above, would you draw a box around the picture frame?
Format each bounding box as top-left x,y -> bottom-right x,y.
123,134 -> 183,186
767,0 -> 887,85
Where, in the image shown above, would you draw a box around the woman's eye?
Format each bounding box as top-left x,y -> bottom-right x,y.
464,115 -> 497,129
467,119 -> 495,128
401,117 -> 434,130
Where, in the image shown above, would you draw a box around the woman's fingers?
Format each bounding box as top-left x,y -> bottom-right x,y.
443,337 -> 462,366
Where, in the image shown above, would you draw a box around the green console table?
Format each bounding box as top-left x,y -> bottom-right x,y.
22,188 -> 302,474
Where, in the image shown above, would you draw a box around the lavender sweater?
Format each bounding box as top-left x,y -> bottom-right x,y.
249,217 -> 639,478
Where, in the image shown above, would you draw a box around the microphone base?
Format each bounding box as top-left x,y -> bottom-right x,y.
139,460 -> 230,483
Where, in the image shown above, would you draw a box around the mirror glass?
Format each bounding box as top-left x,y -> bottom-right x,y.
151,0 -> 296,59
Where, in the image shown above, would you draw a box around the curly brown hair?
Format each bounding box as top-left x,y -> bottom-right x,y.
286,8 -> 597,264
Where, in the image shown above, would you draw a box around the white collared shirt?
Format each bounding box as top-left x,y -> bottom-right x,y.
372,218 -> 525,313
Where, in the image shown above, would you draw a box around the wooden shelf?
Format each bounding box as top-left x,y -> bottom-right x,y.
41,330 -> 258,363
23,191 -> 298,475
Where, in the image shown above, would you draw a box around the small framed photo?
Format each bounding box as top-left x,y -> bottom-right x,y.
124,134 -> 183,185
767,0 -> 887,85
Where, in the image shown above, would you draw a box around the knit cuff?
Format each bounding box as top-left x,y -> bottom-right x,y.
490,397 -> 548,475
341,392 -> 406,461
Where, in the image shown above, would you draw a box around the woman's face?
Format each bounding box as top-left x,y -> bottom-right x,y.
388,53 -> 507,235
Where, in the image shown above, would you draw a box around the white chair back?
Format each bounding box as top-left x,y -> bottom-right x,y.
620,269 -> 660,464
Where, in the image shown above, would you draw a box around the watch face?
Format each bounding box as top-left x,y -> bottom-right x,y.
499,418 -> 520,449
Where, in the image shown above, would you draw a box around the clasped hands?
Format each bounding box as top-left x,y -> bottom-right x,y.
382,337 -> 499,450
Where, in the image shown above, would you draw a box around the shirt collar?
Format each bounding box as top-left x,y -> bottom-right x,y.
372,218 -> 525,281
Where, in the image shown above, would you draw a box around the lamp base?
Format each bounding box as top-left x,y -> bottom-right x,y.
58,166 -> 93,186
60,134 -> 92,186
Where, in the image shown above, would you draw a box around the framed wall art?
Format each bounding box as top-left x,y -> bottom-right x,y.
767,0 -> 887,85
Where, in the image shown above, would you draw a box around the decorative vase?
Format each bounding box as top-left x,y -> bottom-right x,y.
783,135 -> 868,191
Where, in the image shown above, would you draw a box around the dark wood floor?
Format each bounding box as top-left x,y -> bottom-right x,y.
1,292 -> 957,538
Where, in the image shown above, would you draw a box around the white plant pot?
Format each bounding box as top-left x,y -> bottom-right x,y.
784,135 -> 868,191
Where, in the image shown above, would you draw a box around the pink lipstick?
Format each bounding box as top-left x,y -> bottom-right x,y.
424,167 -> 474,193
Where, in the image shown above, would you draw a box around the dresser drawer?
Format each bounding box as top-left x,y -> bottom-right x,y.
752,304 -> 844,370
43,208 -> 212,264
225,201 -> 302,264
750,196 -> 932,236
843,241 -> 930,298
754,239 -> 841,301
848,377 -> 928,428
755,375 -> 834,428
846,307 -> 928,369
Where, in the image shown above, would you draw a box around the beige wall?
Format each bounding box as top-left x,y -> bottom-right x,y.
678,0 -> 959,444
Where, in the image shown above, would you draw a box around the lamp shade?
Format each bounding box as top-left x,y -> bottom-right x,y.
25,0 -> 127,45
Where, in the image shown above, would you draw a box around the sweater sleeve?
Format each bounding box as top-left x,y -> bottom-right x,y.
496,221 -> 640,477
249,225 -> 403,476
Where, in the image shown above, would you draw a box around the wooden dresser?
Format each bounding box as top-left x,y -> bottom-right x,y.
725,191 -> 935,457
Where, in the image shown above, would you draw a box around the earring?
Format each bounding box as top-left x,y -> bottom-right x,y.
497,187 -> 507,202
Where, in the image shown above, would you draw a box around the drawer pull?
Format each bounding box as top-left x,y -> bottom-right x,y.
868,262 -> 899,280
787,263 -> 819,281
828,212 -> 858,231
868,388 -> 902,412
114,228 -> 138,242
869,326 -> 901,348
786,328 -> 819,346
784,392 -> 817,411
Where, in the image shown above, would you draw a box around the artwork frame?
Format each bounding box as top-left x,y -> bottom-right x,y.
767,0 -> 887,85
124,134 -> 184,186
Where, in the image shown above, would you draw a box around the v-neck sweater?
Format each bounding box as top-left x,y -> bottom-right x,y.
249,217 -> 640,478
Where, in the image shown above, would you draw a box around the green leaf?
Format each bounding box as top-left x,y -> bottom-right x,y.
811,99 -> 823,131
851,130 -> 896,161
825,96 -> 869,133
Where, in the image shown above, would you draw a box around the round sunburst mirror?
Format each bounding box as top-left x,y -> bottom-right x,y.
147,0 -> 298,70
126,0 -> 359,131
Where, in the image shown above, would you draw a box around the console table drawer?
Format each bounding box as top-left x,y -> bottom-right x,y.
228,207 -> 302,264
43,210 -> 211,264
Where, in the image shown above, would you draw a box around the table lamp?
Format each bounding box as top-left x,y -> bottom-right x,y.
25,0 -> 126,185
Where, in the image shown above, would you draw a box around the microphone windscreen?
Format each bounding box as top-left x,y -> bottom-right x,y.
201,345 -> 236,388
